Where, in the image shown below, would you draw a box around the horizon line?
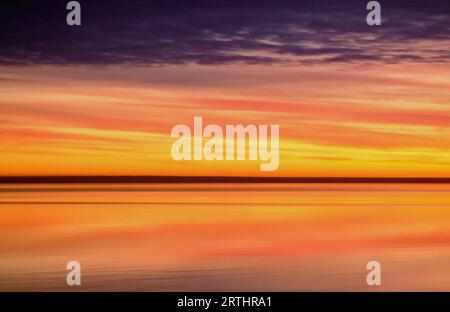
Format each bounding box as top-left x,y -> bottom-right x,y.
1,176 -> 450,184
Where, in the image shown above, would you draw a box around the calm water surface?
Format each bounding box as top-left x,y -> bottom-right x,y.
0,183 -> 449,291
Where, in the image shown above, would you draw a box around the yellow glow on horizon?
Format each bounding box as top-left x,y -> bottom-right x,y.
1,62 -> 449,177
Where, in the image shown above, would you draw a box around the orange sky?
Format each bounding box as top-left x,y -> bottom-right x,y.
0,61 -> 449,177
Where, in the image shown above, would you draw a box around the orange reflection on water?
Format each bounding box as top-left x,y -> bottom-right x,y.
0,183 -> 449,291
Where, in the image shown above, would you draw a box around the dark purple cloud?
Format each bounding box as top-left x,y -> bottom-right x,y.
0,0 -> 449,66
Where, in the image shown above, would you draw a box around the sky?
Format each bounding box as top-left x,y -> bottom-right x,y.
0,0 -> 449,177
